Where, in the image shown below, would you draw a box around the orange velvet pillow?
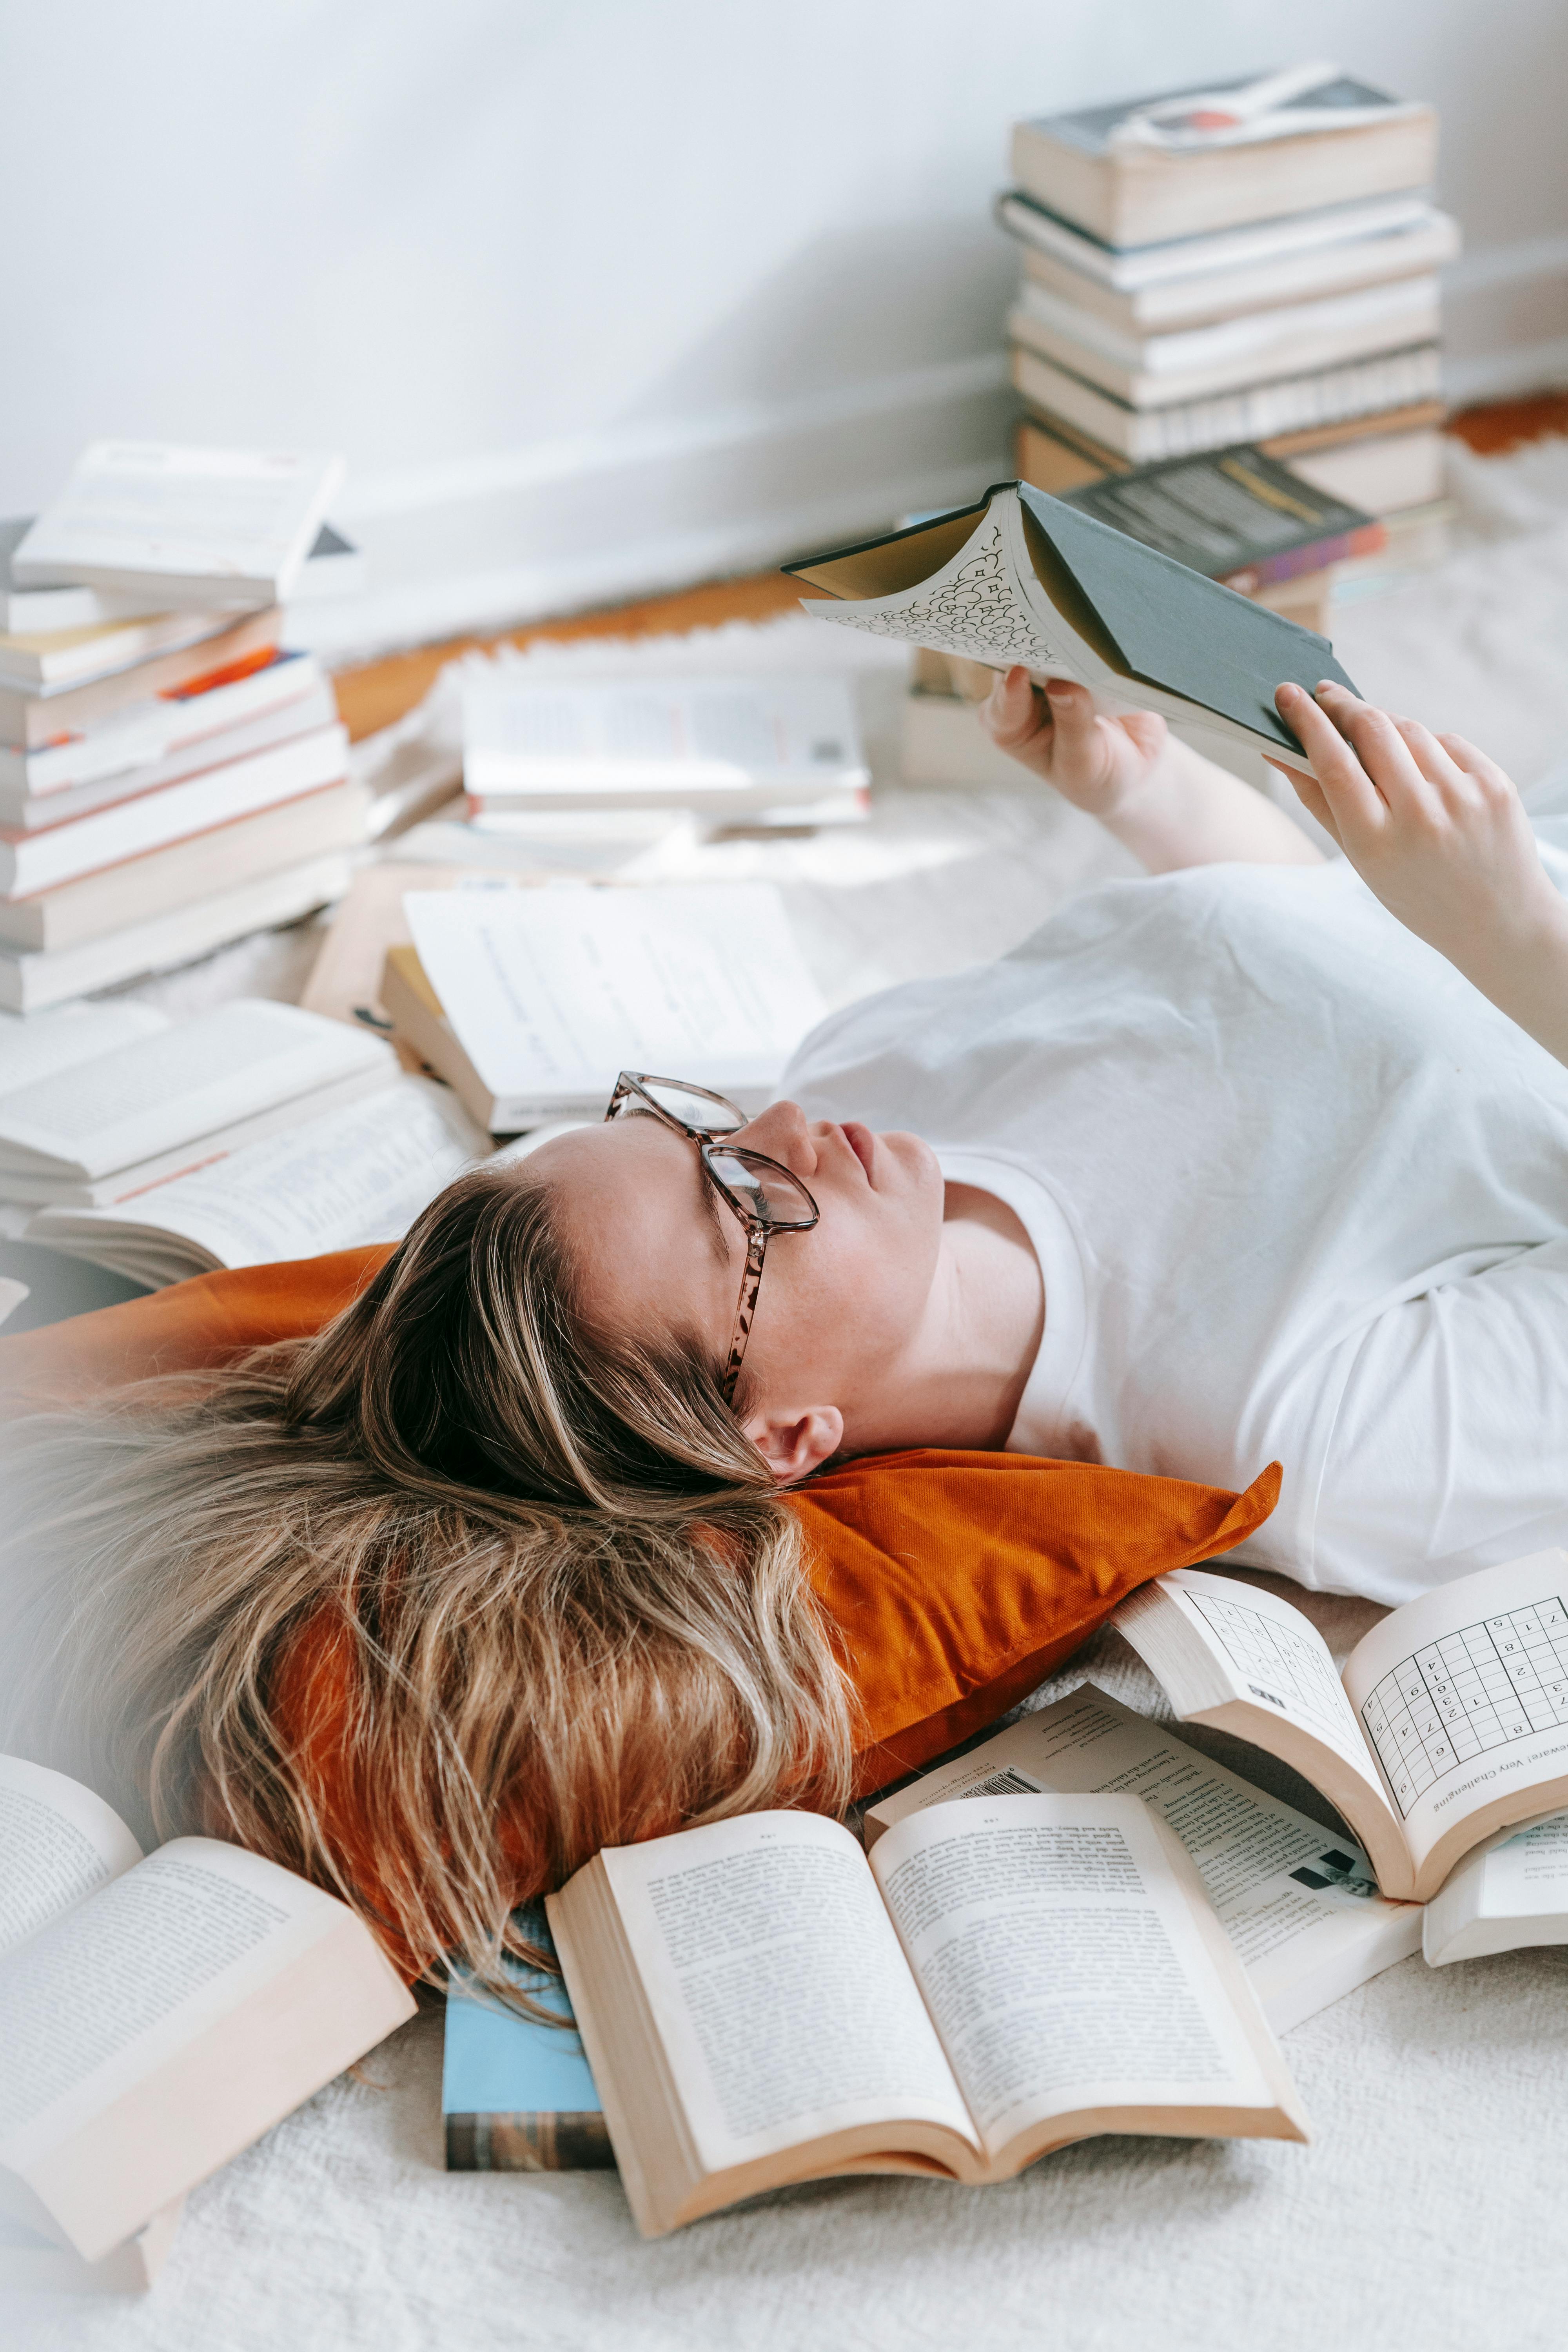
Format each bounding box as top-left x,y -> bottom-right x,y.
0,1250 -> 1278,1946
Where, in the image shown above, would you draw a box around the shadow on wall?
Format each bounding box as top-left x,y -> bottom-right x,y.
624,216 -> 1016,413
325,218 -> 1020,645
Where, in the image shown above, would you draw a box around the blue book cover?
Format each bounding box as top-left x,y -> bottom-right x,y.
442,1931 -> 613,2172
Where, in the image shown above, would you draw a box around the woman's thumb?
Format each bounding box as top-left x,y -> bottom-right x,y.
1044,678 -> 1098,761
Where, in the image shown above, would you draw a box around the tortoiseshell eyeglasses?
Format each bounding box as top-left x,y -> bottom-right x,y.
604,1072 -> 819,1404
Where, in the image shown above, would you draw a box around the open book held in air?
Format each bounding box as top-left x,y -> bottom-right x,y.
1114,1552 -> 1568,1903
547,1795 -> 1307,2238
786,479 -> 1359,774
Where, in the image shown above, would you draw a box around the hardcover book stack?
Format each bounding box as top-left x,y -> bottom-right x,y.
0,443 -> 366,1012
1000,64 -> 1458,581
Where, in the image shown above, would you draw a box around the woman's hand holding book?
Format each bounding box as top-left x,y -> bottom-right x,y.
1276,679 -> 1568,1071
980,664 -> 1322,874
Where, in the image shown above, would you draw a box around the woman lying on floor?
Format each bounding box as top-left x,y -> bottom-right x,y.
6,673 -> 1568,1994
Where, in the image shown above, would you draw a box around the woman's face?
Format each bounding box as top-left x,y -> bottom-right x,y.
527,1101 -> 946,1463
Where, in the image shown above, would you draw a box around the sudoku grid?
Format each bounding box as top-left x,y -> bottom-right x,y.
1186,1592 -> 1354,1744
1359,1598 -> 1568,1817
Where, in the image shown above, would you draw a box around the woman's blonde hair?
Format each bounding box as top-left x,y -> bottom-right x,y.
2,1163 -> 856,2002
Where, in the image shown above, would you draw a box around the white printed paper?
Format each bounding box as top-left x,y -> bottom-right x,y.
405,884 -> 826,1112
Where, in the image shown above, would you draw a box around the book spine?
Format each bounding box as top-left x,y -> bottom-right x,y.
1220,519 -> 1387,590
444,2111 -> 616,2171
1015,344 -> 1442,462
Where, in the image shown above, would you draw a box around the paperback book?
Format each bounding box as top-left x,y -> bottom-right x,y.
0,851 -> 353,1014
0,517 -> 361,635
1114,1553 -> 1568,1901
403,882 -> 828,1128
25,1072 -> 483,1285
0,649 -> 330,809
866,1684 -> 1422,2032
1011,68 -> 1437,247
0,1753 -> 413,2285
9,443 -> 346,612
1058,445 -> 1383,591
1424,1811 -> 1568,1965
0,997 -> 396,1208
548,1796 -> 1308,2236
443,1940 -> 613,2173
463,674 -> 869,822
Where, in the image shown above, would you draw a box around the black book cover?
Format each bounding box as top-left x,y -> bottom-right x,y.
1018,483 -> 1358,754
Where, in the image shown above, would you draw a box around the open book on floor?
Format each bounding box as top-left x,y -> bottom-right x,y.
0,1754 -> 414,2286
0,997 -> 398,1209
785,479 -> 1359,774
1423,1811 -> 1568,1967
548,1796 -> 1308,2238
25,1071 -> 484,1287
865,1684 -> 1422,2033
1114,1553 -> 1568,1903
404,882 -> 827,1129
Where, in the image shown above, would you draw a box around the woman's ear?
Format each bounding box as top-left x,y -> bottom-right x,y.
741,1403 -> 844,1485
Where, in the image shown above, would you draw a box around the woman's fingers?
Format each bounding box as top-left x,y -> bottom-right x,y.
1274,682 -> 1388,842
1436,729 -> 1515,790
1311,682 -> 1432,812
981,664 -> 1049,753
1040,678 -> 1102,775
1263,754 -> 1344,849
1389,713 -> 1468,789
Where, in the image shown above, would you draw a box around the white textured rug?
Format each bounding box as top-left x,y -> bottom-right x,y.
15,438 -> 1568,2350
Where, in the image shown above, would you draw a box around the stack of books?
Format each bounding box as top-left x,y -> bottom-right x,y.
0,444 -> 366,1011
999,65 -> 1458,576
0,995 -> 483,1285
405,670 -> 872,877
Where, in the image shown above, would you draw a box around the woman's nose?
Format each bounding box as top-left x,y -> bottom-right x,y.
732,1099 -> 817,1176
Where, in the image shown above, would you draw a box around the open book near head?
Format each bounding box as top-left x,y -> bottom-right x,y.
866,1684 -> 1422,2035
0,1753 -> 414,2287
785,480 -> 1358,775
548,1793 -> 1307,2239
1114,1553 -> 1568,1903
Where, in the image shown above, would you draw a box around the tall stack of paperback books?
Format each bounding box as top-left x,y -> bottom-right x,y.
0,444 -> 365,1011
999,65 -> 1456,559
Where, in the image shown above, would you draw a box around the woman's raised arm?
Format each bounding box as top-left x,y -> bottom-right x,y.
979,666 -> 1323,873
1274,680 -> 1568,1073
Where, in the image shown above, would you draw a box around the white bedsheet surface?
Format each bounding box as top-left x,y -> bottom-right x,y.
13,437 -> 1568,2348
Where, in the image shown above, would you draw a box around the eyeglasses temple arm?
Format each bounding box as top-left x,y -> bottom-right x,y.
721,1223 -> 769,1406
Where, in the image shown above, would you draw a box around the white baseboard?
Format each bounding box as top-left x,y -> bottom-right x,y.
1443,232 -> 1568,402
295,354 -> 1013,666
1446,334 -> 1568,405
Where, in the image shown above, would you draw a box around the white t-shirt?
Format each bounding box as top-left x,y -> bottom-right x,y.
784,833 -> 1568,1607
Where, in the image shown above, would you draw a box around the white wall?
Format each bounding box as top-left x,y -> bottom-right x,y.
4,0 -> 1566,656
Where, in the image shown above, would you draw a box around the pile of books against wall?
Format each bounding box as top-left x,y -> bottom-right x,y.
998,64 -> 1457,595
0,443 -> 365,1011
0,995 -> 483,1287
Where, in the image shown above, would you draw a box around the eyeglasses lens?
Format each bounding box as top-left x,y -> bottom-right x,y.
705,1147 -> 817,1228
638,1079 -> 744,1133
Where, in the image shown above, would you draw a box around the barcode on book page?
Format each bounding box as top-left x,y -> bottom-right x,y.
965,1769 -> 1045,1799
